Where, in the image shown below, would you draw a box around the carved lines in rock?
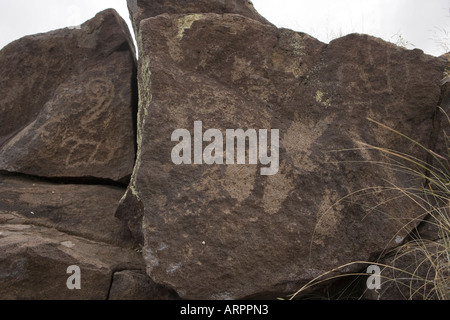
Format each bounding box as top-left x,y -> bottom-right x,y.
64,76 -> 116,167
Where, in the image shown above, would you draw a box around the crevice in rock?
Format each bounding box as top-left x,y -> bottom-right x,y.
106,268 -> 182,300
2,217 -> 135,250
106,268 -> 144,300
115,189 -> 145,248
0,170 -> 129,189
130,55 -> 139,168
5,220 -> 136,252
106,270 -> 116,300
287,270 -> 369,301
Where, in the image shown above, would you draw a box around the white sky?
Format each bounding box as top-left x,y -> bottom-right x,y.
0,0 -> 448,56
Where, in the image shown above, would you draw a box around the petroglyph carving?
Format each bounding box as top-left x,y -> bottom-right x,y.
64,76 -> 115,167
82,78 -> 115,127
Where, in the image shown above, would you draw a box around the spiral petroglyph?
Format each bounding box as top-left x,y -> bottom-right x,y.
63,77 -> 116,167
0,9 -> 136,182
82,77 -> 115,127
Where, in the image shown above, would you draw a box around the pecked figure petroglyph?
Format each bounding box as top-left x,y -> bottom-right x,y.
63,76 -> 116,167
0,8 -> 136,183
81,78 -> 115,127
0,68 -> 132,180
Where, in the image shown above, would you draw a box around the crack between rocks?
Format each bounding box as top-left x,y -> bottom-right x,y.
1,218 -> 136,251
106,269 -> 118,300
0,170 -> 129,188
106,268 -> 148,300
3,217 -> 137,250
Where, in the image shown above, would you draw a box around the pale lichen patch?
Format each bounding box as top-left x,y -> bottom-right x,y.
315,90 -> 332,107
177,14 -> 205,40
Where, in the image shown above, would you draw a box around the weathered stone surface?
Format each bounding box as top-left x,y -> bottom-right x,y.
0,174 -> 129,246
115,187 -> 145,246
414,54 -> 450,242
127,0 -> 272,36
118,10 -> 447,300
0,224 -> 143,300
430,53 -> 450,160
0,9 -> 137,183
109,270 -> 180,300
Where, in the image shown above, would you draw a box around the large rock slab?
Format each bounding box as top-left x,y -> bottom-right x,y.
0,174 -> 129,246
0,224 -> 143,300
0,9 -> 137,183
119,10 -> 447,299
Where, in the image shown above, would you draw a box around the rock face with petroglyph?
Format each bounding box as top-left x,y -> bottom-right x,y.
126,0 -> 272,34
0,9 -> 137,183
118,3 -> 447,299
0,9 -> 171,300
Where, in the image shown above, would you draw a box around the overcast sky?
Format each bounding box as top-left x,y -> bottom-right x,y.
0,0 -> 448,56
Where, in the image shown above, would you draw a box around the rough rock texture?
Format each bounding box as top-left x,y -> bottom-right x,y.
430,53 -> 450,160
0,174 -> 129,246
118,8 -> 447,299
0,10 -> 159,301
0,9 -> 137,183
127,0 -> 272,35
1,2 -> 448,301
0,224 -> 143,300
413,53 -> 450,242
